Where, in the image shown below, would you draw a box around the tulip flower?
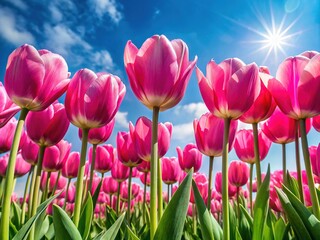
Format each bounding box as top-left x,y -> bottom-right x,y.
103,176 -> 119,195
40,171 -> 67,194
161,157 -> 180,185
228,160 -> 250,187
0,118 -> 26,154
117,131 -> 142,167
177,143 -> 202,173
14,153 -> 31,178
124,34 -> 197,236
312,115 -> 320,132
42,140 -> 71,172
0,154 -> 9,177
65,68 -> 125,226
0,83 -> 20,128
88,144 -> 114,174
309,144 -> 320,178
20,135 -> 39,166
62,152 -> 80,179
137,160 -> 150,173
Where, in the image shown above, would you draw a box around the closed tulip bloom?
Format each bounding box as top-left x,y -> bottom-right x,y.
40,171 -> 67,192
0,154 -> 9,177
25,102 -> 69,147
4,45 -> 70,111
190,173 -> 208,203
15,153 -> 31,178
215,172 -> 237,198
197,58 -> 260,119
120,181 -> 140,201
42,140 -> 71,172
312,115 -> 320,132
303,185 -> 312,207
137,160 -> 150,173
62,152 -> 80,179
65,69 -> 125,129
177,143 -> 202,172
0,118 -> 26,153
117,131 -> 141,167
0,82 -> 20,128
89,144 -> 114,173
20,135 -> 39,165
102,176 -> 118,195
111,156 -> 130,182
309,144 -> 320,178
261,108 -> 311,144
193,112 -> 238,157
161,157 -> 181,184
130,117 -> 172,161
228,160 -> 250,187
234,129 -> 272,164
139,172 -> 151,186
59,183 -> 76,203
79,118 -> 115,145
124,35 -> 197,111
299,50 -> 319,59
211,200 -> 222,214
269,187 -> 282,212
268,54 -> 320,119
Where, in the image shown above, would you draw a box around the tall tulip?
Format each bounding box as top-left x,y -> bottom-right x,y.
65,68 -> 125,226
42,140 -> 71,172
193,112 -> 238,208
124,35 -> 197,237
177,143 -> 202,172
0,83 -> 20,128
268,54 -> 320,217
197,58 -> 260,240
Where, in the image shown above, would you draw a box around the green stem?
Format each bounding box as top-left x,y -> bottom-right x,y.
116,181 -> 121,215
21,167 -> 33,225
249,163 -> 254,217
0,177 -> 3,203
0,108 -> 28,240
109,193 -> 112,209
299,119 -> 320,219
150,106 -> 159,239
143,172 -> 147,223
167,184 -> 170,203
282,143 -> 287,185
252,123 -> 261,188
28,164 -> 37,219
73,128 -> 89,227
42,171 -> 51,202
63,178 -> 71,210
207,156 -> 214,210
192,204 -> 197,234
294,121 -> 304,203
127,167 -> 133,224
29,145 -> 46,240
87,144 -> 97,199
222,118 -> 231,240
157,156 -> 163,220
50,170 -> 60,198
236,187 -> 240,226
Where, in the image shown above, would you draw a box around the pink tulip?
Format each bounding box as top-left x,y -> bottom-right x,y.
0,154 -> 9,177
193,112 -> 238,157
269,187 -> 282,212
42,140 -> 71,172
111,156 -> 130,182
4,45 -> 70,111
89,144 -> 114,173
124,35 -> 197,111
59,183 -> 76,203
197,58 -> 260,119
309,144 -> 320,178
65,69 -> 125,129
136,160 -> 150,173
102,176 -> 118,195
88,177 -> 101,195
15,153 -> 31,177
62,152 -> 80,179
25,102 -> 69,147
228,160 -> 250,187
261,108 -> 311,144
190,173 -> 208,204
116,131 -> 141,167
240,69 -> 276,123
20,135 -> 39,165
313,115 -> 320,132
211,200 -> 222,214
120,181 -> 140,201
300,50 -> 319,59
78,118 -> 115,145
215,172 -> 237,198
303,185 -> 312,207
268,54 -> 320,119
40,171 -> 67,192
139,172 -> 151,186
130,117 -> 172,161
0,82 -> 20,128
161,157 -> 181,184
234,129 -> 272,164
177,143 -> 202,172
0,118 -> 26,153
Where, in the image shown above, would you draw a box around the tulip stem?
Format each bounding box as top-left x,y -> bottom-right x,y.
28,164 -> 37,218
157,156 -> 163,220
299,119 -> 320,219
222,118 -> 231,240
127,166 -> 133,224
116,181 -> 121,215
143,172 -> 147,223
0,108 -> 28,240
252,123 -> 261,188
167,184 -> 170,203
73,128 -> 89,227
29,145 -> 46,240
207,156 -> 214,210
63,178 -> 71,210
150,106 -> 159,239
282,143 -> 287,185
21,166 -> 33,225
87,144 -> 97,200
50,170 -> 60,198
236,187 -> 240,226
42,171 -> 51,202
192,204 -> 197,234
294,121 -> 304,203
249,163 -> 254,217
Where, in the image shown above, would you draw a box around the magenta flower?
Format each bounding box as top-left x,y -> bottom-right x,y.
0,118 -> 26,153
62,152 -> 80,179
313,115 -> 320,132
124,35 -> 197,111
111,155 -> 130,182
0,83 -> 20,128
177,143 -> 202,172
136,160 -> 150,173
89,144 -> 114,173
42,140 -> 71,172
25,102 -> 70,147
116,131 -> 141,167
228,160 -> 250,187
0,154 -> 9,177
309,144 -> 320,178
40,171 -> 67,193
102,176 -> 118,195
215,172 -> 237,198
65,69 -> 125,129
193,112 -> 238,157
4,45 -> 70,111
20,135 -> 39,165
15,153 -> 31,178
197,58 -> 260,119
161,157 -> 181,184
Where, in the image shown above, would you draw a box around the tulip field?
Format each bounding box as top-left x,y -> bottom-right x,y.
0,35 -> 320,240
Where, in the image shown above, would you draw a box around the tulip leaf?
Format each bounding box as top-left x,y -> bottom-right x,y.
285,171 -> 300,199
35,215 -> 50,240
262,210 -> 275,240
252,165 -> 270,240
78,193 -> 93,240
274,217 -> 289,240
192,179 -> 214,240
13,191 -> 61,240
276,188 -> 312,240
11,201 -> 21,229
93,212 -> 126,240
229,202 -> 237,240
92,178 -> 102,210
238,204 -> 252,240
52,204 -> 82,240
126,225 -> 141,240
281,184 -> 320,239
154,169 -> 193,240
240,204 -> 253,228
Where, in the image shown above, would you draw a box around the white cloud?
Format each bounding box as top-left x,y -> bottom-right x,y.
91,50 -> 114,71
174,102 -> 208,119
115,111 -> 129,128
172,122 -> 195,142
4,0 -> 28,11
0,7 -> 35,46
90,0 -> 123,24
238,121 -> 253,130
49,4 -> 63,23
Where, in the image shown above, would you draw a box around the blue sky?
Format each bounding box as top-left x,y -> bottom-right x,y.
0,0 -> 319,195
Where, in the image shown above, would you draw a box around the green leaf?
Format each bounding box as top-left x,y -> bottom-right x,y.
11,201 -> 21,229
13,191 -> 61,240
92,178 -> 102,210
238,205 -> 252,240
126,225 -> 140,240
52,204 -> 82,240
154,169 -> 193,240
240,205 -> 253,228
276,188 -> 312,240
191,180 -> 214,240
78,193 -> 93,240
282,185 -> 320,239
252,165 -> 271,240
285,172 -> 300,199
229,202 -> 237,240
274,217 -> 288,240
262,210 -> 274,240
94,212 -> 126,240
35,215 -> 50,240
